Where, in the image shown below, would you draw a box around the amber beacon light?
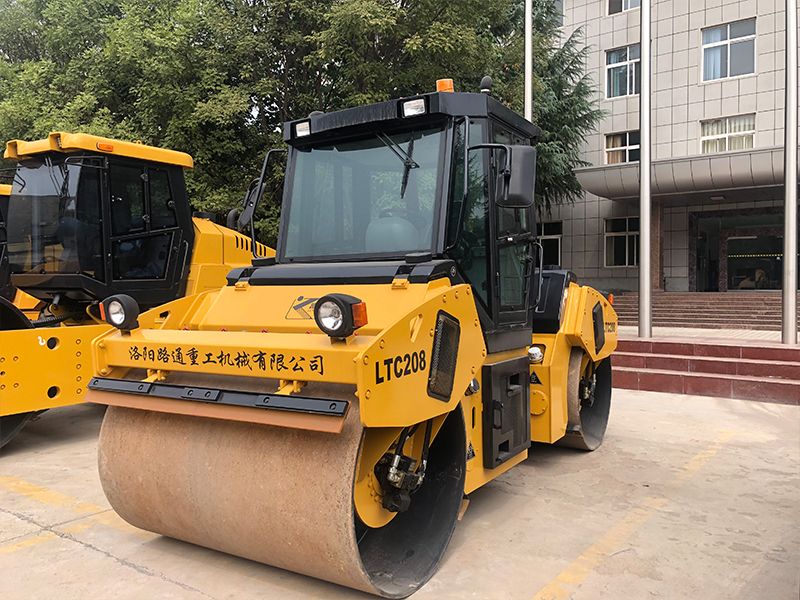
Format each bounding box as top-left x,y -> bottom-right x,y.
436,78 -> 455,93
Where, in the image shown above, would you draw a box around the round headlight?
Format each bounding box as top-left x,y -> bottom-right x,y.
107,300 -> 126,326
101,294 -> 141,331
313,294 -> 367,339
317,300 -> 344,334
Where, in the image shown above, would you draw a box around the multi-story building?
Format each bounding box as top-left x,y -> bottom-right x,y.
550,0 -> 798,294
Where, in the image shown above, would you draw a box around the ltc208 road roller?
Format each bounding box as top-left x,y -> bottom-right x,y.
88,85 -> 618,598
0,132 -> 271,448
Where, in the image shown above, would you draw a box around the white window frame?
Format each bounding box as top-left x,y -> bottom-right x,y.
701,18 -> 757,83
700,114 -> 756,154
607,0 -> 640,16
537,222 -> 563,267
605,131 -> 640,164
605,44 -> 640,99
604,217 -> 639,268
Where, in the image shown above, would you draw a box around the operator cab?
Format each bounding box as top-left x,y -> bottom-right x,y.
246,88 -> 540,352
3,133 -> 196,310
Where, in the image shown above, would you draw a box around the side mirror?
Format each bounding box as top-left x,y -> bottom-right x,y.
499,145 -> 536,208
467,143 -> 536,209
226,207 -> 242,231
237,148 -> 287,234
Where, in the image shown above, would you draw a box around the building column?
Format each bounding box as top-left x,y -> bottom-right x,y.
651,198 -> 664,291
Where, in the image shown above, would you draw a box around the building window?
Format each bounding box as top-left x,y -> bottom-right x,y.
536,221 -> 562,267
606,44 -> 640,98
605,217 -> 639,267
554,0 -> 564,25
608,0 -> 640,15
605,131 -> 640,164
702,18 -> 756,81
701,114 -> 755,153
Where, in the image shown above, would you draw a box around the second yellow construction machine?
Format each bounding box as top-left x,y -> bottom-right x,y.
0,132 -> 271,448
89,84 -> 617,597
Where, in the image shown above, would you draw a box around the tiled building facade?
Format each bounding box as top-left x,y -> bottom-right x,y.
548,0 -> 798,293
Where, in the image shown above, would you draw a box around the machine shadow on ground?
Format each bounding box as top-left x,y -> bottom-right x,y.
0,404 -> 106,457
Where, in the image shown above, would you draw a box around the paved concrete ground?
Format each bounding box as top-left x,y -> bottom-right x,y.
0,391 -> 798,600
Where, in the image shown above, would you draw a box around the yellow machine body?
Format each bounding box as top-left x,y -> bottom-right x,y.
4,131 -> 193,167
0,217 -> 267,418
0,133 -> 273,429
91,276 -> 616,491
529,282 -> 617,444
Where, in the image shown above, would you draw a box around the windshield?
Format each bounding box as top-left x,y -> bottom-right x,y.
7,156 -> 104,280
283,124 -> 445,260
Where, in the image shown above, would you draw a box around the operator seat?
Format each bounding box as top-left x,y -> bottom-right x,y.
365,216 -> 419,254
111,194 -> 132,235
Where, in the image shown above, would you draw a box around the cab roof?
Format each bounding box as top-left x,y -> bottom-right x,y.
283,91 -> 541,146
4,132 -> 193,168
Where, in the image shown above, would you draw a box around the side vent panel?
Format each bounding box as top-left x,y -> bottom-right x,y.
427,311 -> 460,401
592,301 -> 605,354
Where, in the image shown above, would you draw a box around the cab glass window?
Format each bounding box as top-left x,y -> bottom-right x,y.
284,124 -> 444,259
492,122 -> 532,312
109,163 -> 180,281
112,233 -> 172,279
149,169 -> 177,229
6,157 -> 105,281
72,165 -> 104,280
110,164 -> 146,236
448,119 -> 490,309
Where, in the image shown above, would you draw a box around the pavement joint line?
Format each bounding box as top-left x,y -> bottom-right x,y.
0,474 -> 152,537
530,430 -> 736,600
0,508 -> 110,546
0,520 -> 96,555
0,505 -> 218,599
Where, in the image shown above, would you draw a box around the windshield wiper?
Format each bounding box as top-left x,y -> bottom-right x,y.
42,155 -> 70,201
376,133 -> 419,199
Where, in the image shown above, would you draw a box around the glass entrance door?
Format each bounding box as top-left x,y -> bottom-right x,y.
728,235 -> 783,290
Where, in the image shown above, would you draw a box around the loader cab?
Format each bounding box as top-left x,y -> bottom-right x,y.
3,133 -> 195,310
275,91 -> 539,352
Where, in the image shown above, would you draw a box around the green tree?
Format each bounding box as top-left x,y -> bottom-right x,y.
0,0 -> 601,244
530,0 -> 604,213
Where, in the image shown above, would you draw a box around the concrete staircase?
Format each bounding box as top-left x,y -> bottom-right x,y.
612,291 -> 800,330
613,338 -> 800,404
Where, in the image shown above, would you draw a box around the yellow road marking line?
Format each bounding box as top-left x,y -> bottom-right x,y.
532,430 -> 735,600
0,474 -> 147,536
674,431 -> 734,481
0,521 -> 94,555
0,531 -> 59,555
0,475 -> 106,515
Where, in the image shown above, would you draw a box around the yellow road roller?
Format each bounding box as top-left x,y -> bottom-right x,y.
89,86 -> 617,598
0,132 -> 272,448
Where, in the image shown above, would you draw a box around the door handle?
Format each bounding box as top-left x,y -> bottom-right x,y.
506,383 -> 522,397
492,400 -> 504,429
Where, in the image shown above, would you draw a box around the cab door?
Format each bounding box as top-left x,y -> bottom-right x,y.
486,119 -> 536,348
103,159 -> 193,308
447,117 -> 537,469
